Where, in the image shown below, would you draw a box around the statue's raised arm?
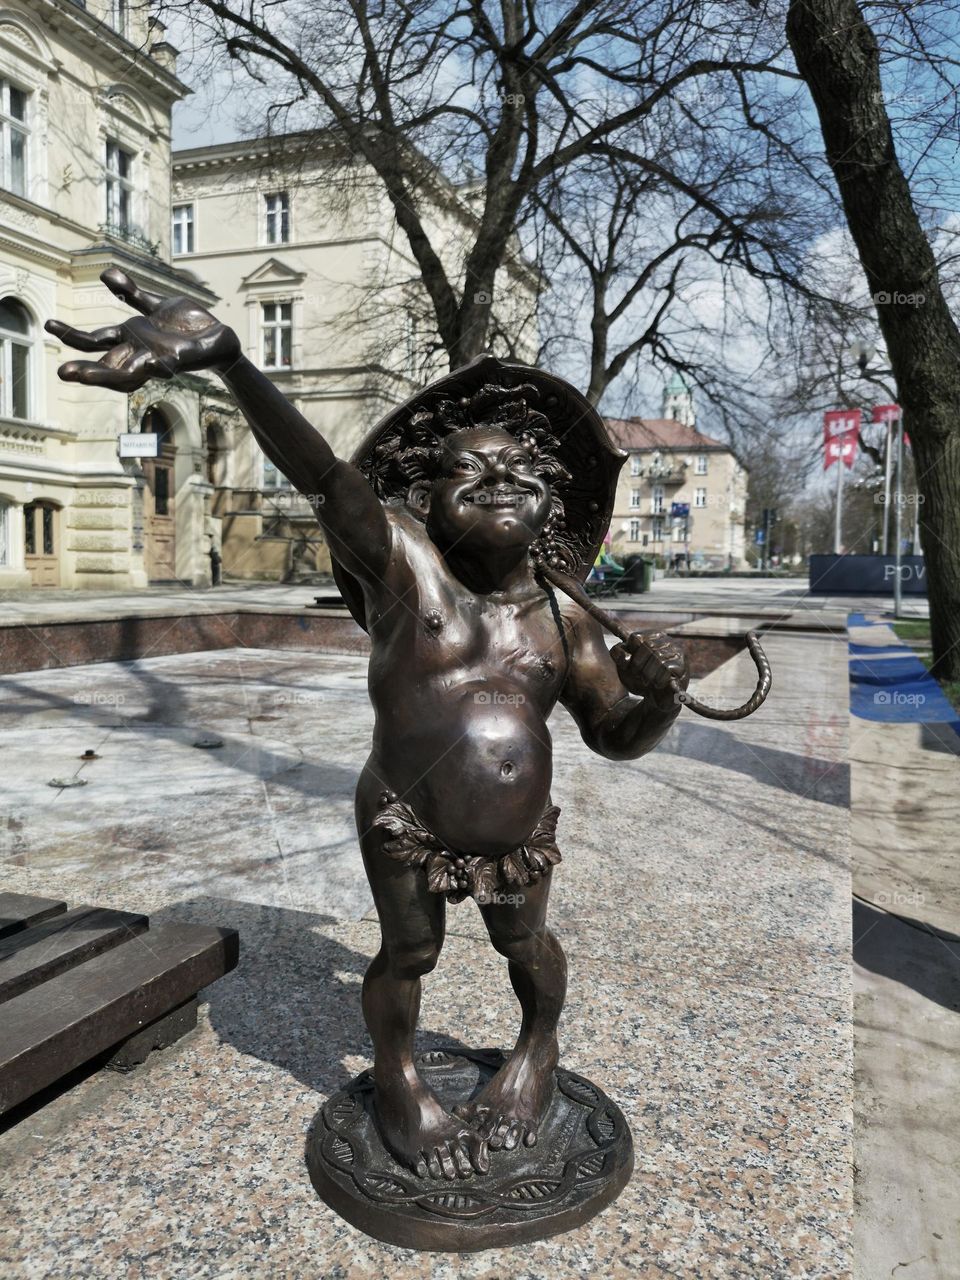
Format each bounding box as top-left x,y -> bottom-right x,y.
46,268 -> 390,584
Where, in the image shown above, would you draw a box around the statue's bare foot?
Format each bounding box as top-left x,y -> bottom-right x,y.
455,1041 -> 559,1152
375,1079 -> 490,1180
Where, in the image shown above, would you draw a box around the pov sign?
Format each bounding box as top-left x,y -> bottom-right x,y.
823,409 -> 860,470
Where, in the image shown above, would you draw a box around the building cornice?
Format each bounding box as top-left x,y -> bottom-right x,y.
38,0 -> 191,105
70,244 -> 220,305
172,131 -> 541,287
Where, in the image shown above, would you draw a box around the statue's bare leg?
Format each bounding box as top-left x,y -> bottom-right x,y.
457,873 -> 567,1150
356,765 -> 489,1181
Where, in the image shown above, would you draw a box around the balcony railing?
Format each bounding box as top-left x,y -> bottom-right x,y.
99,222 -> 160,257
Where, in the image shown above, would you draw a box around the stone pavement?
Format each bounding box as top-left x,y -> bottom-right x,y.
846,617 -> 960,1280
0,573 -> 928,627
0,632 -> 852,1278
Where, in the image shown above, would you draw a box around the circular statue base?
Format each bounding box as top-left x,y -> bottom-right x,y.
306,1048 -> 634,1251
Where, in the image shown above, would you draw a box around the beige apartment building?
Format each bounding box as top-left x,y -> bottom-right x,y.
0,0 -> 235,590
171,134 -> 539,578
606,375 -> 748,569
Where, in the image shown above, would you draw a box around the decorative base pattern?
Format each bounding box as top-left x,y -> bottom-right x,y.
305,1049 -> 634,1251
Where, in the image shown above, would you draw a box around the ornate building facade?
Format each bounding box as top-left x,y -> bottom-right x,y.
0,0 -> 235,590
607,376 -> 748,569
171,133 -> 539,579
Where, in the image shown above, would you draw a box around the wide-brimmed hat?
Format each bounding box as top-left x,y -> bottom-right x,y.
331,353 -> 626,630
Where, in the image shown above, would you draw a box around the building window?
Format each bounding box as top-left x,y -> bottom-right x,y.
153,466 -> 170,517
264,192 -> 290,244
0,79 -> 28,197
262,456 -> 292,489
629,455 -> 642,477
105,139 -> 133,235
651,516 -> 664,541
261,301 -> 292,369
694,487 -> 707,508
110,0 -> 129,36
172,203 -> 194,254
42,503 -> 54,554
695,454 -> 708,474
628,518 -> 641,542
652,485 -> 664,515
0,297 -> 31,420
629,488 -> 641,509
674,522 -> 686,541
0,499 -> 8,566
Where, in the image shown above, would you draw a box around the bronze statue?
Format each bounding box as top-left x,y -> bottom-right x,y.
47,270 -> 770,1250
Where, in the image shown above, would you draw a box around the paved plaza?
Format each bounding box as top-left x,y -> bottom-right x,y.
0,629 -> 852,1277
0,572 -> 929,628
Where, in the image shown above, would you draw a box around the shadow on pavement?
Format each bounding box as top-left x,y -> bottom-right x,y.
153,897 -> 474,1099
853,897 -> 960,1015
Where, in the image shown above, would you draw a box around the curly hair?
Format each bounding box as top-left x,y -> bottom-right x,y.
358,382 -> 579,571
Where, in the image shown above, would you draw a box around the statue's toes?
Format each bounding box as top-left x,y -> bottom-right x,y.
502,1122 -> 522,1151
523,1123 -> 538,1148
452,1144 -> 474,1179
487,1115 -> 511,1150
463,1131 -> 490,1175
436,1143 -> 458,1181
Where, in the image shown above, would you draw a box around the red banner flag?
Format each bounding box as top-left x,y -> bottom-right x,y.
824,409 -> 860,470
871,403 -> 901,423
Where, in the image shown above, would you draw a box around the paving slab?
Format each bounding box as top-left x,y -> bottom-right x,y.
845,618 -> 960,1280
0,633 -> 852,1278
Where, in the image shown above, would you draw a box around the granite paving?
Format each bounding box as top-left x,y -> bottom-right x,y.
0,631 -> 852,1278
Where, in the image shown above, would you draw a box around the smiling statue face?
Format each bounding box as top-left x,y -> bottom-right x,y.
412,427 -> 552,558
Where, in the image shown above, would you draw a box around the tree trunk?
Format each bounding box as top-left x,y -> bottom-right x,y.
787,0 -> 960,678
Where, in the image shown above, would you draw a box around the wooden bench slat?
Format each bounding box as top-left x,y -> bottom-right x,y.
0,893 -> 67,940
0,907 -> 148,1004
0,922 -> 239,1114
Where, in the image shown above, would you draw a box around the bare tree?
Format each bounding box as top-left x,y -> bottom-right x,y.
531,118 -> 817,435
163,0 -> 797,368
786,0 -> 960,677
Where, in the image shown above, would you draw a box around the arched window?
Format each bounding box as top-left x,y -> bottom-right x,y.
0,297 -> 31,419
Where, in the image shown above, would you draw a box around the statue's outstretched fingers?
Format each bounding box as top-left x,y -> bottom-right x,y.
100,266 -> 166,315
45,319 -> 123,352
57,358 -> 148,392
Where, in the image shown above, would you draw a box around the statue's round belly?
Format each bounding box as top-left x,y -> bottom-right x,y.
388,680 -> 552,857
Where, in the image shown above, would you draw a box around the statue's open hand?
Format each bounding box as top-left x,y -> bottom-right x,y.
611,630 -> 689,713
45,267 -> 241,392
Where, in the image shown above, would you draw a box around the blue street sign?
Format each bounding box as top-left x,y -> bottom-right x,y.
670,502 -> 690,518
755,529 -> 765,545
